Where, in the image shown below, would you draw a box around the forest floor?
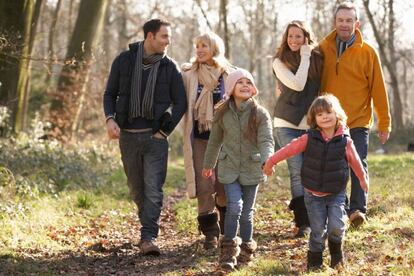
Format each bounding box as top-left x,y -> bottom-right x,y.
1,152 -> 414,275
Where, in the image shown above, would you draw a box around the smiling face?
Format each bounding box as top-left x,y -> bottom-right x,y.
315,109 -> 337,132
195,40 -> 214,64
147,25 -> 171,55
335,8 -> 360,41
287,26 -> 305,52
233,77 -> 255,101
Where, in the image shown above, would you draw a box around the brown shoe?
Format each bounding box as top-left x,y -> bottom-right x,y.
349,210 -> 366,228
138,240 -> 161,256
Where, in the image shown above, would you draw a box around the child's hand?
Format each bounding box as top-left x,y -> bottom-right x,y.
360,180 -> 369,193
262,160 -> 275,176
202,168 -> 214,179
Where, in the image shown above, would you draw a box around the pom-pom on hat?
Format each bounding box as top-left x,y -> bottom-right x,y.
224,68 -> 258,99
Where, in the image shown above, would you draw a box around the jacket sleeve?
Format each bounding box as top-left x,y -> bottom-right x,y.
161,63 -> 188,136
345,138 -> 368,184
203,120 -> 224,169
369,49 -> 391,133
272,45 -> 311,91
268,134 -> 308,166
257,108 -> 275,164
103,54 -> 121,118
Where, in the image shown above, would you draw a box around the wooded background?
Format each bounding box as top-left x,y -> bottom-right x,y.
0,0 -> 413,142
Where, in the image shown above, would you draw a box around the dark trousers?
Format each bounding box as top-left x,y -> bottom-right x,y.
348,127 -> 369,214
119,130 -> 169,241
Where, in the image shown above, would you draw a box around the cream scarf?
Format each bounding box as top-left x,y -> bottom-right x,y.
193,64 -> 224,132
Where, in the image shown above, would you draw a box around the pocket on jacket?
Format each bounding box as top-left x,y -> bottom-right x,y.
250,153 -> 261,162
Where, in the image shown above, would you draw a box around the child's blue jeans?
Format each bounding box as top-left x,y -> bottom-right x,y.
304,190 -> 347,252
223,180 -> 259,242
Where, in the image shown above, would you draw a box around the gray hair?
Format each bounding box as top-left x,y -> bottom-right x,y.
335,2 -> 360,20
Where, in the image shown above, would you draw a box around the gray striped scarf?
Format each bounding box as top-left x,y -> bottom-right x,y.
129,41 -> 165,120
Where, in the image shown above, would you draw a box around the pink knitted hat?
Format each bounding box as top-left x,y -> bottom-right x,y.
224,68 -> 258,99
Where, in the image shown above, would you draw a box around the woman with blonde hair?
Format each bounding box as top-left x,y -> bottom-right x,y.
182,32 -> 234,249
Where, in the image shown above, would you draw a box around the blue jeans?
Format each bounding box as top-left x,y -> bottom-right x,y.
119,130 -> 169,241
274,127 -> 307,199
348,128 -> 369,214
223,181 -> 259,242
304,190 -> 347,252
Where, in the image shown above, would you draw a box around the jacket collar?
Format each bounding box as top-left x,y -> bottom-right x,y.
128,41 -> 170,65
323,29 -> 364,50
229,98 -> 254,114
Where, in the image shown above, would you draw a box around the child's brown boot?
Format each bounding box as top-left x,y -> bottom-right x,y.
219,238 -> 240,271
237,240 -> 257,267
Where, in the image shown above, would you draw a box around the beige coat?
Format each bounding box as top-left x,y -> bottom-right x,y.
182,63 -> 232,198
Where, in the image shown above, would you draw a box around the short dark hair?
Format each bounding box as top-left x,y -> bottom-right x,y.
335,2 -> 359,20
143,19 -> 171,39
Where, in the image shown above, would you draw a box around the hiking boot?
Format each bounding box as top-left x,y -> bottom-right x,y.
237,240 -> 257,267
349,210 -> 366,228
138,240 -> 161,256
328,240 -> 344,268
295,225 -> 311,238
307,250 -> 323,271
198,212 -> 220,250
289,196 -> 310,238
219,238 -> 240,271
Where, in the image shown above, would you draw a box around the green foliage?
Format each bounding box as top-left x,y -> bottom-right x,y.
0,137 -> 118,198
173,198 -> 197,235
76,192 -> 94,209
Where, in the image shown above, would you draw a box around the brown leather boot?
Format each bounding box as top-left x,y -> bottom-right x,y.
198,212 -> 220,249
237,240 -> 257,267
219,238 -> 240,271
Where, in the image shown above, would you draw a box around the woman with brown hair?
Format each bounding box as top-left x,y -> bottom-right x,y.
272,20 -> 323,238
181,32 -> 233,249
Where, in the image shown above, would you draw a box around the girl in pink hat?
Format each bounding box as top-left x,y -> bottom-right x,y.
202,68 -> 274,271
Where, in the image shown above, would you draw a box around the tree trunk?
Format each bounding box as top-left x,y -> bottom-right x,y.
15,0 -> 43,133
0,0 -> 42,133
45,0 -> 62,85
363,0 -> 404,130
219,0 -> 230,59
49,0 -> 108,140
0,1 -> 26,110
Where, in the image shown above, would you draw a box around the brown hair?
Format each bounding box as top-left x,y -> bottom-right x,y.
307,94 -> 348,129
214,97 -> 260,144
274,20 -> 323,81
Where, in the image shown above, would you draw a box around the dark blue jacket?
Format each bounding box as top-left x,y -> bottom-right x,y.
103,42 -> 187,135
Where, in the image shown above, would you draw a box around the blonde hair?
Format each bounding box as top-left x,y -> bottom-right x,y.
307,94 -> 347,129
191,32 -> 231,69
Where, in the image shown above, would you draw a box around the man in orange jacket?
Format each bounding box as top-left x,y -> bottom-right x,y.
319,2 -> 391,228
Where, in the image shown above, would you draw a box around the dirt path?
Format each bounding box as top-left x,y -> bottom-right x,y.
1,189 -> 308,275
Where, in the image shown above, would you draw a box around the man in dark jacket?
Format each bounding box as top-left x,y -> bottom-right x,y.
103,19 -> 187,255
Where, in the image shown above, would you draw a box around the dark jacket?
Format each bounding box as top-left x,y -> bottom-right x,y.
301,129 -> 349,193
103,42 -> 187,135
274,77 -> 320,126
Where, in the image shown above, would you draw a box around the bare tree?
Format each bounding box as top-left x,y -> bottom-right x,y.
49,0 -> 109,140
363,0 -> 404,130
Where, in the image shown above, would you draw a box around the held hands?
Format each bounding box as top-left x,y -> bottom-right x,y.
262,160 -> 275,176
202,168 -> 214,179
106,118 -> 120,139
378,131 -> 390,145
